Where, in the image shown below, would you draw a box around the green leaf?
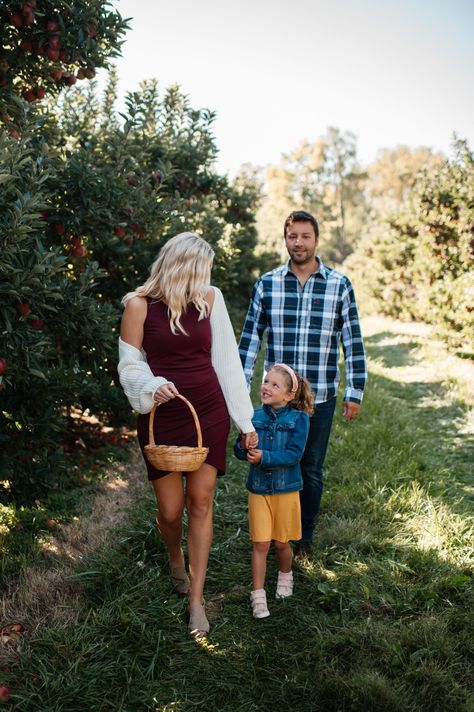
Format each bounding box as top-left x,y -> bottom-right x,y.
29,369 -> 47,380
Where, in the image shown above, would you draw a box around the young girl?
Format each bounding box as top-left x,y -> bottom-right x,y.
234,363 -> 314,619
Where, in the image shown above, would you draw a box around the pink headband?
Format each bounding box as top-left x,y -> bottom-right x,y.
273,363 -> 298,393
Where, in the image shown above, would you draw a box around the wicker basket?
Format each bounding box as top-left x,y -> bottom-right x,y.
144,394 -> 209,472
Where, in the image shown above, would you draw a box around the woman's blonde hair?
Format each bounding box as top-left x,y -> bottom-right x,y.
122,232 -> 214,335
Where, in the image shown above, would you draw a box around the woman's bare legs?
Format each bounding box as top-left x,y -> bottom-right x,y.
185,463 -> 217,606
151,472 -> 185,569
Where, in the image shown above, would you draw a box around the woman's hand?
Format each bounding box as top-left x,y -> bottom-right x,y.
153,382 -> 179,404
242,431 -> 258,449
247,448 -> 262,464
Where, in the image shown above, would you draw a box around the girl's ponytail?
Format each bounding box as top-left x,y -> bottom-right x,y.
291,374 -> 314,415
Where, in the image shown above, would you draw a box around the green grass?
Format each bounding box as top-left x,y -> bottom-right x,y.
2,317 -> 473,711
0,441 -> 131,580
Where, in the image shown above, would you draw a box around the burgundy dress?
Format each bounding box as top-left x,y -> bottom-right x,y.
137,299 -> 230,480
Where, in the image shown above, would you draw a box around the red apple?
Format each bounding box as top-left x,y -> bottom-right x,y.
66,74 -> 77,85
0,685 -> 10,702
83,67 -> 96,79
53,222 -> 65,235
10,13 -> 23,27
48,36 -> 61,50
30,318 -> 44,330
46,48 -> 59,61
87,24 -> 97,37
8,129 -> 19,140
46,19 -> 59,32
124,236 -> 133,246
76,68 -> 86,80
22,8 -> 35,25
22,88 -> 36,102
10,624 -> 24,634
17,303 -> 31,316
72,245 -> 86,257
114,226 -> 125,237
20,38 -> 33,51
34,86 -> 45,100
51,69 -> 63,81
46,518 -> 57,528
0,359 -> 7,375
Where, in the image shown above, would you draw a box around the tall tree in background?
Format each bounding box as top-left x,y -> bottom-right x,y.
345,139 -> 473,353
257,127 -> 367,264
367,145 -> 444,214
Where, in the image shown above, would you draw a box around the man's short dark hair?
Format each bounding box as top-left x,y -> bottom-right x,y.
283,210 -> 319,238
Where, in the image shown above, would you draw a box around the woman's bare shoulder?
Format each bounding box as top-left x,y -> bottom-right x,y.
124,295 -> 148,315
204,286 -> 217,311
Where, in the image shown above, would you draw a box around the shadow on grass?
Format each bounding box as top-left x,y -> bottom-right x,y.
361,332 -> 473,513
365,331 -> 420,368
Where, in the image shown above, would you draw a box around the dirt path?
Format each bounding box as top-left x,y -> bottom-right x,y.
1,447 -> 148,665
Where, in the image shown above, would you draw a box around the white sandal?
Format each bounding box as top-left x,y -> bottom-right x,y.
250,588 -> 270,618
276,571 -> 293,599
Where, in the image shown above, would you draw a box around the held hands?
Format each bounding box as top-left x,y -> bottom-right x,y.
242,431 -> 258,449
239,432 -> 261,464
240,431 -> 260,463
153,381 -> 179,405
247,448 -> 262,464
342,401 -> 361,422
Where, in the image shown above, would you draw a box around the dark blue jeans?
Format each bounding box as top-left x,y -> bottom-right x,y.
299,396 -> 337,542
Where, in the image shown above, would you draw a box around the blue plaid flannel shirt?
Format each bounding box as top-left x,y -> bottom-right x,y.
238,258 -> 367,404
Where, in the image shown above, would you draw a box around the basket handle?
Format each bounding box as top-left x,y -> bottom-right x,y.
148,394 -> 203,449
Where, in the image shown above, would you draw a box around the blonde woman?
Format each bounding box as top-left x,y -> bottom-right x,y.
118,233 -> 257,637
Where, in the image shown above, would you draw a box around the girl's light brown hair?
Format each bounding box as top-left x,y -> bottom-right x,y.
269,364 -> 314,415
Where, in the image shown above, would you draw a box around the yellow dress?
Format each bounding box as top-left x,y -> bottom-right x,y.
248,491 -> 301,543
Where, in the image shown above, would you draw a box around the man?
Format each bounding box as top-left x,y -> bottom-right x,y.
239,210 -> 367,557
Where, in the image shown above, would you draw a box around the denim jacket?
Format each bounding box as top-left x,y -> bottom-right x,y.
234,404 -> 310,495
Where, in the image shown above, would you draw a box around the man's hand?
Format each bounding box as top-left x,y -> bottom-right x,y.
247,448 -> 262,464
342,401 -> 361,422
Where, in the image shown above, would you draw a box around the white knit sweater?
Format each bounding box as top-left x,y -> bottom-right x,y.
117,287 -> 254,433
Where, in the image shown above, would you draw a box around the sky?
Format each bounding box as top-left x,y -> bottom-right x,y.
105,0 -> 474,177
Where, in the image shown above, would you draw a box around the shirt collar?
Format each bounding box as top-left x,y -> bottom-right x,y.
282,256 -> 327,280
262,404 -> 291,419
